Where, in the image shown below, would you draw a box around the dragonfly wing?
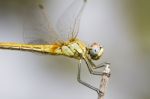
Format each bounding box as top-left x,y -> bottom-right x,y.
22,2 -> 59,44
56,0 -> 87,41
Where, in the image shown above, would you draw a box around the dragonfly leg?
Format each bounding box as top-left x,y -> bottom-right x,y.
77,60 -> 104,96
92,62 -> 110,69
84,59 -> 111,76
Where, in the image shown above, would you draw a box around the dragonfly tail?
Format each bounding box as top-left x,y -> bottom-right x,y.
0,42 -> 61,54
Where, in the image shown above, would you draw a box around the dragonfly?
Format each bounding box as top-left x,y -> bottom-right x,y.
0,0 -> 110,97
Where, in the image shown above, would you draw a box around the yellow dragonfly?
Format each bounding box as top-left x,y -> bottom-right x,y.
0,0 -> 110,96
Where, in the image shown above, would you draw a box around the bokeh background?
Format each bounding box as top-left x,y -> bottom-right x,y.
0,0 -> 150,99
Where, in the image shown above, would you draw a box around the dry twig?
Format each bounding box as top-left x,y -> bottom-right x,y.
98,64 -> 111,99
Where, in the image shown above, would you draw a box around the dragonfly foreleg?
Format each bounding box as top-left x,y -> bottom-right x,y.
77,60 -> 104,96
91,61 -> 110,69
84,59 -> 110,76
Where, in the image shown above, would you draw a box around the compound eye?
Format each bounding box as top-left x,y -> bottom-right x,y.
90,47 -> 100,56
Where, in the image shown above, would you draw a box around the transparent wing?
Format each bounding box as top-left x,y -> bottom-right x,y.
56,0 -> 87,40
22,1 -> 59,44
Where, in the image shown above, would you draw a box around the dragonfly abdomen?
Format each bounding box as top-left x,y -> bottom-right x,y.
0,42 -> 61,54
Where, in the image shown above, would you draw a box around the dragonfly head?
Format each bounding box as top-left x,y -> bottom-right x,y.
88,43 -> 104,60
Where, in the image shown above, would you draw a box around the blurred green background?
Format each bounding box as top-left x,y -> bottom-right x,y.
0,0 -> 149,99
129,0 -> 150,54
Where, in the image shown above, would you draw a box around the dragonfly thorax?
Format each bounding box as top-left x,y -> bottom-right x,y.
88,43 -> 104,60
